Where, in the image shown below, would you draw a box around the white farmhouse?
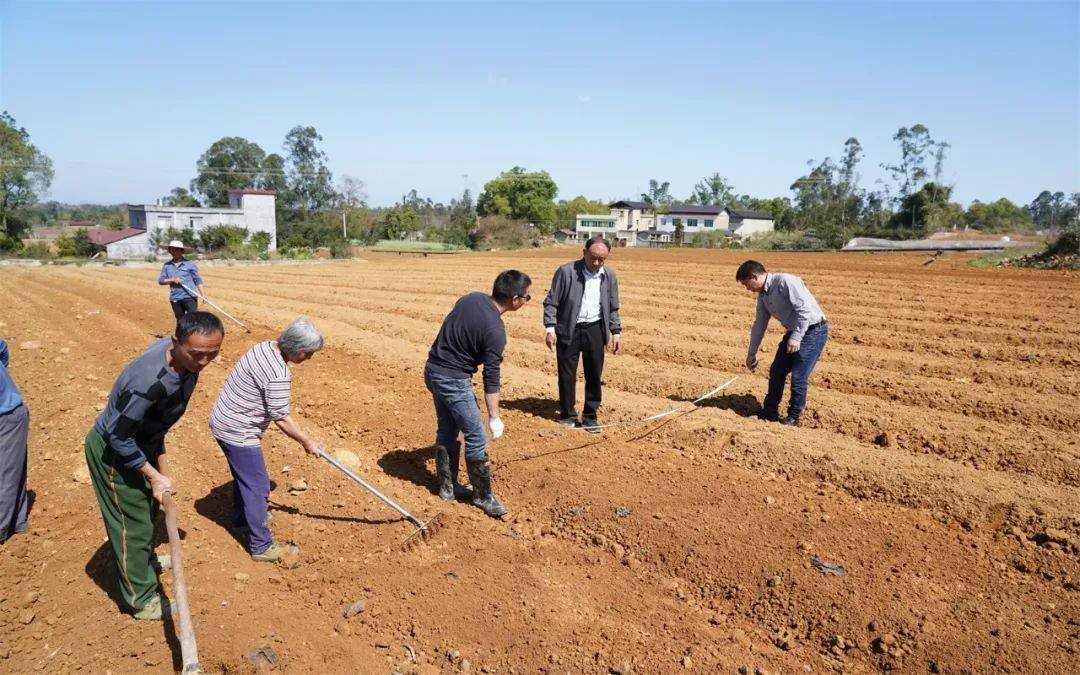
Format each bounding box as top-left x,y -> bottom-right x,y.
656,205 -> 774,242
118,189 -> 277,259
572,200 -> 658,247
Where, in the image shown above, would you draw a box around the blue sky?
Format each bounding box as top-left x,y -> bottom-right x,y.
1,1 -> 1077,207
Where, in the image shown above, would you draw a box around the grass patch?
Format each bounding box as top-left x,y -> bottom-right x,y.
371,240 -> 464,251
967,247 -> 1040,267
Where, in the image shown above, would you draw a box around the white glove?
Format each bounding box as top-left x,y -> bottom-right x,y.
489,417 -> 505,440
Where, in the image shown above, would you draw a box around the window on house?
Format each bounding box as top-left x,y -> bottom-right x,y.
189,217 -> 203,229
704,219 -> 714,228
673,218 -> 682,227
687,219 -> 698,228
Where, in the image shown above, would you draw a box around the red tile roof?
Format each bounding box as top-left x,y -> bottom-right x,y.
87,227 -> 145,246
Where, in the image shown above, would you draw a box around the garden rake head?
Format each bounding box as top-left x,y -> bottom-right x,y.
401,512 -> 446,551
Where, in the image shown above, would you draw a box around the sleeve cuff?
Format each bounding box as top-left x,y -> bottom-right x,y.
123,454 -> 148,471
545,326 -> 556,334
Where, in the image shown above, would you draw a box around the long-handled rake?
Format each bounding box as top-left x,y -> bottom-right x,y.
317,450 -> 443,550
179,283 -> 251,333
161,492 -> 203,674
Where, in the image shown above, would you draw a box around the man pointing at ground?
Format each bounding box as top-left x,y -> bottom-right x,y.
737,260 -> 828,427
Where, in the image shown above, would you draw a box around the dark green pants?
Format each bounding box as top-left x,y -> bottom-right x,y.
84,429 -> 161,612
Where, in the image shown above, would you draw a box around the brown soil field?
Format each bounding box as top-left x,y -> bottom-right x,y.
0,248 -> 1076,674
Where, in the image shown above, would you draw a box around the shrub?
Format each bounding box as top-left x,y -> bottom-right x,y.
55,230 -> 98,257
329,240 -> 352,258
469,216 -> 536,250
18,242 -> 55,259
249,231 -> 272,252
199,225 -> 248,252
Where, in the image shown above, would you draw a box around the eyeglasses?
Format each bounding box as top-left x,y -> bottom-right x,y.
518,294 -> 531,302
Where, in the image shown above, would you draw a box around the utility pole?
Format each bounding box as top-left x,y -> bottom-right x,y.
342,210 -> 347,239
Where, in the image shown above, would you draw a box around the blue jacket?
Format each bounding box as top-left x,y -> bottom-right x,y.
158,259 -> 203,302
0,340 -> 25,415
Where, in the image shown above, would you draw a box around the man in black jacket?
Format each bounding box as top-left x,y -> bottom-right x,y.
543,237 -> 622,432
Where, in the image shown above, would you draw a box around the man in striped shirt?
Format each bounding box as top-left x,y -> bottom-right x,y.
209,318 -> 325,562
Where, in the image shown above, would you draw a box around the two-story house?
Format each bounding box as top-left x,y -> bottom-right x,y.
656,205 -> 774,242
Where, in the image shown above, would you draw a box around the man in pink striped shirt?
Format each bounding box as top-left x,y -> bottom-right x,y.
210,318 -> 325,561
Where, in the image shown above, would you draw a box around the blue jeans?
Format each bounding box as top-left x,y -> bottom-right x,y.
763,322 -> 828,421
215,439 -> 273,554
424,369 -> 488,463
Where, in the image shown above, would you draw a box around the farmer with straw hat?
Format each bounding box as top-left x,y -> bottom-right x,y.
157,240 -> 204,326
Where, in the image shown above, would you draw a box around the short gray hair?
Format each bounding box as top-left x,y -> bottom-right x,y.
278,317 -> 324,358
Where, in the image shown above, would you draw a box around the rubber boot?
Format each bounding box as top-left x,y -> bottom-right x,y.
435,445 -> 454,501
447,445 -> 474,500
465,459 -> 507,518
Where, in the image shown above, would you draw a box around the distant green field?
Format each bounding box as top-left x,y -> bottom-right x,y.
371,240 -> 464,251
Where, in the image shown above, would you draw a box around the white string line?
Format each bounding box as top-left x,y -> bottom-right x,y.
574,377 -> 738,432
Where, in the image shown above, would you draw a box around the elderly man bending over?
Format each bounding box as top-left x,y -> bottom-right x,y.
209,318 -> 325,562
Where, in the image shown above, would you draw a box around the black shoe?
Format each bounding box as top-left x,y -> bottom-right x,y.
556,416 -> 578,427
577,419 -> 602,434
756,408 -> 780,422
465,459 -> 508,518
779,417 -> 800,427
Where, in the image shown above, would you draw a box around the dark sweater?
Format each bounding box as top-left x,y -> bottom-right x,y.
93,338 -> 198,469
425,292 -> 507,393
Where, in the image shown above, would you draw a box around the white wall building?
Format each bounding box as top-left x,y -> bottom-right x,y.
573,214 -> 619,243
122,189 -> 277,259
655,205 -> 775,242
571,201 -> 657,247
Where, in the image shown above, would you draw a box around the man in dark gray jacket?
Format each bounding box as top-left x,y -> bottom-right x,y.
543,237 -> 622,432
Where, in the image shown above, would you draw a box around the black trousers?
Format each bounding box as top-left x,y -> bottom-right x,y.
170,298 -> 197,322
556,321 -> 605,421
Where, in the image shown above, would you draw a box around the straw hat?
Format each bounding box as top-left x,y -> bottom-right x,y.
160,239 -> 194,252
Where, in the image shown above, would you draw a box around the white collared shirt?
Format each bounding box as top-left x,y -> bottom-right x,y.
577,266 -> 605,324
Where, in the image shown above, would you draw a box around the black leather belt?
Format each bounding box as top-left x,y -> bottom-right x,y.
806,320 -> 827,331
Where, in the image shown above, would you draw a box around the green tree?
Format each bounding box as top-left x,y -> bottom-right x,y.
881,124 -> 948,204
190,136 -> 269,206
640,179 -> 673,210
476,167 -> 559,233
555,195 -> 608,231
689,173 -> 736,205
965,198 -> 1033,232
1027,190 -> 1072,231
164,187 -> 200,207
0,111 -> 54,240
260,153 -> 288,193
56,229 -> 98,257
744,196 -> 794,230
889,182 -> 960,232
380,206 -> 421,241
445,188 -> 477,247
101,208 -> 127,231
283,125 -> 335,213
